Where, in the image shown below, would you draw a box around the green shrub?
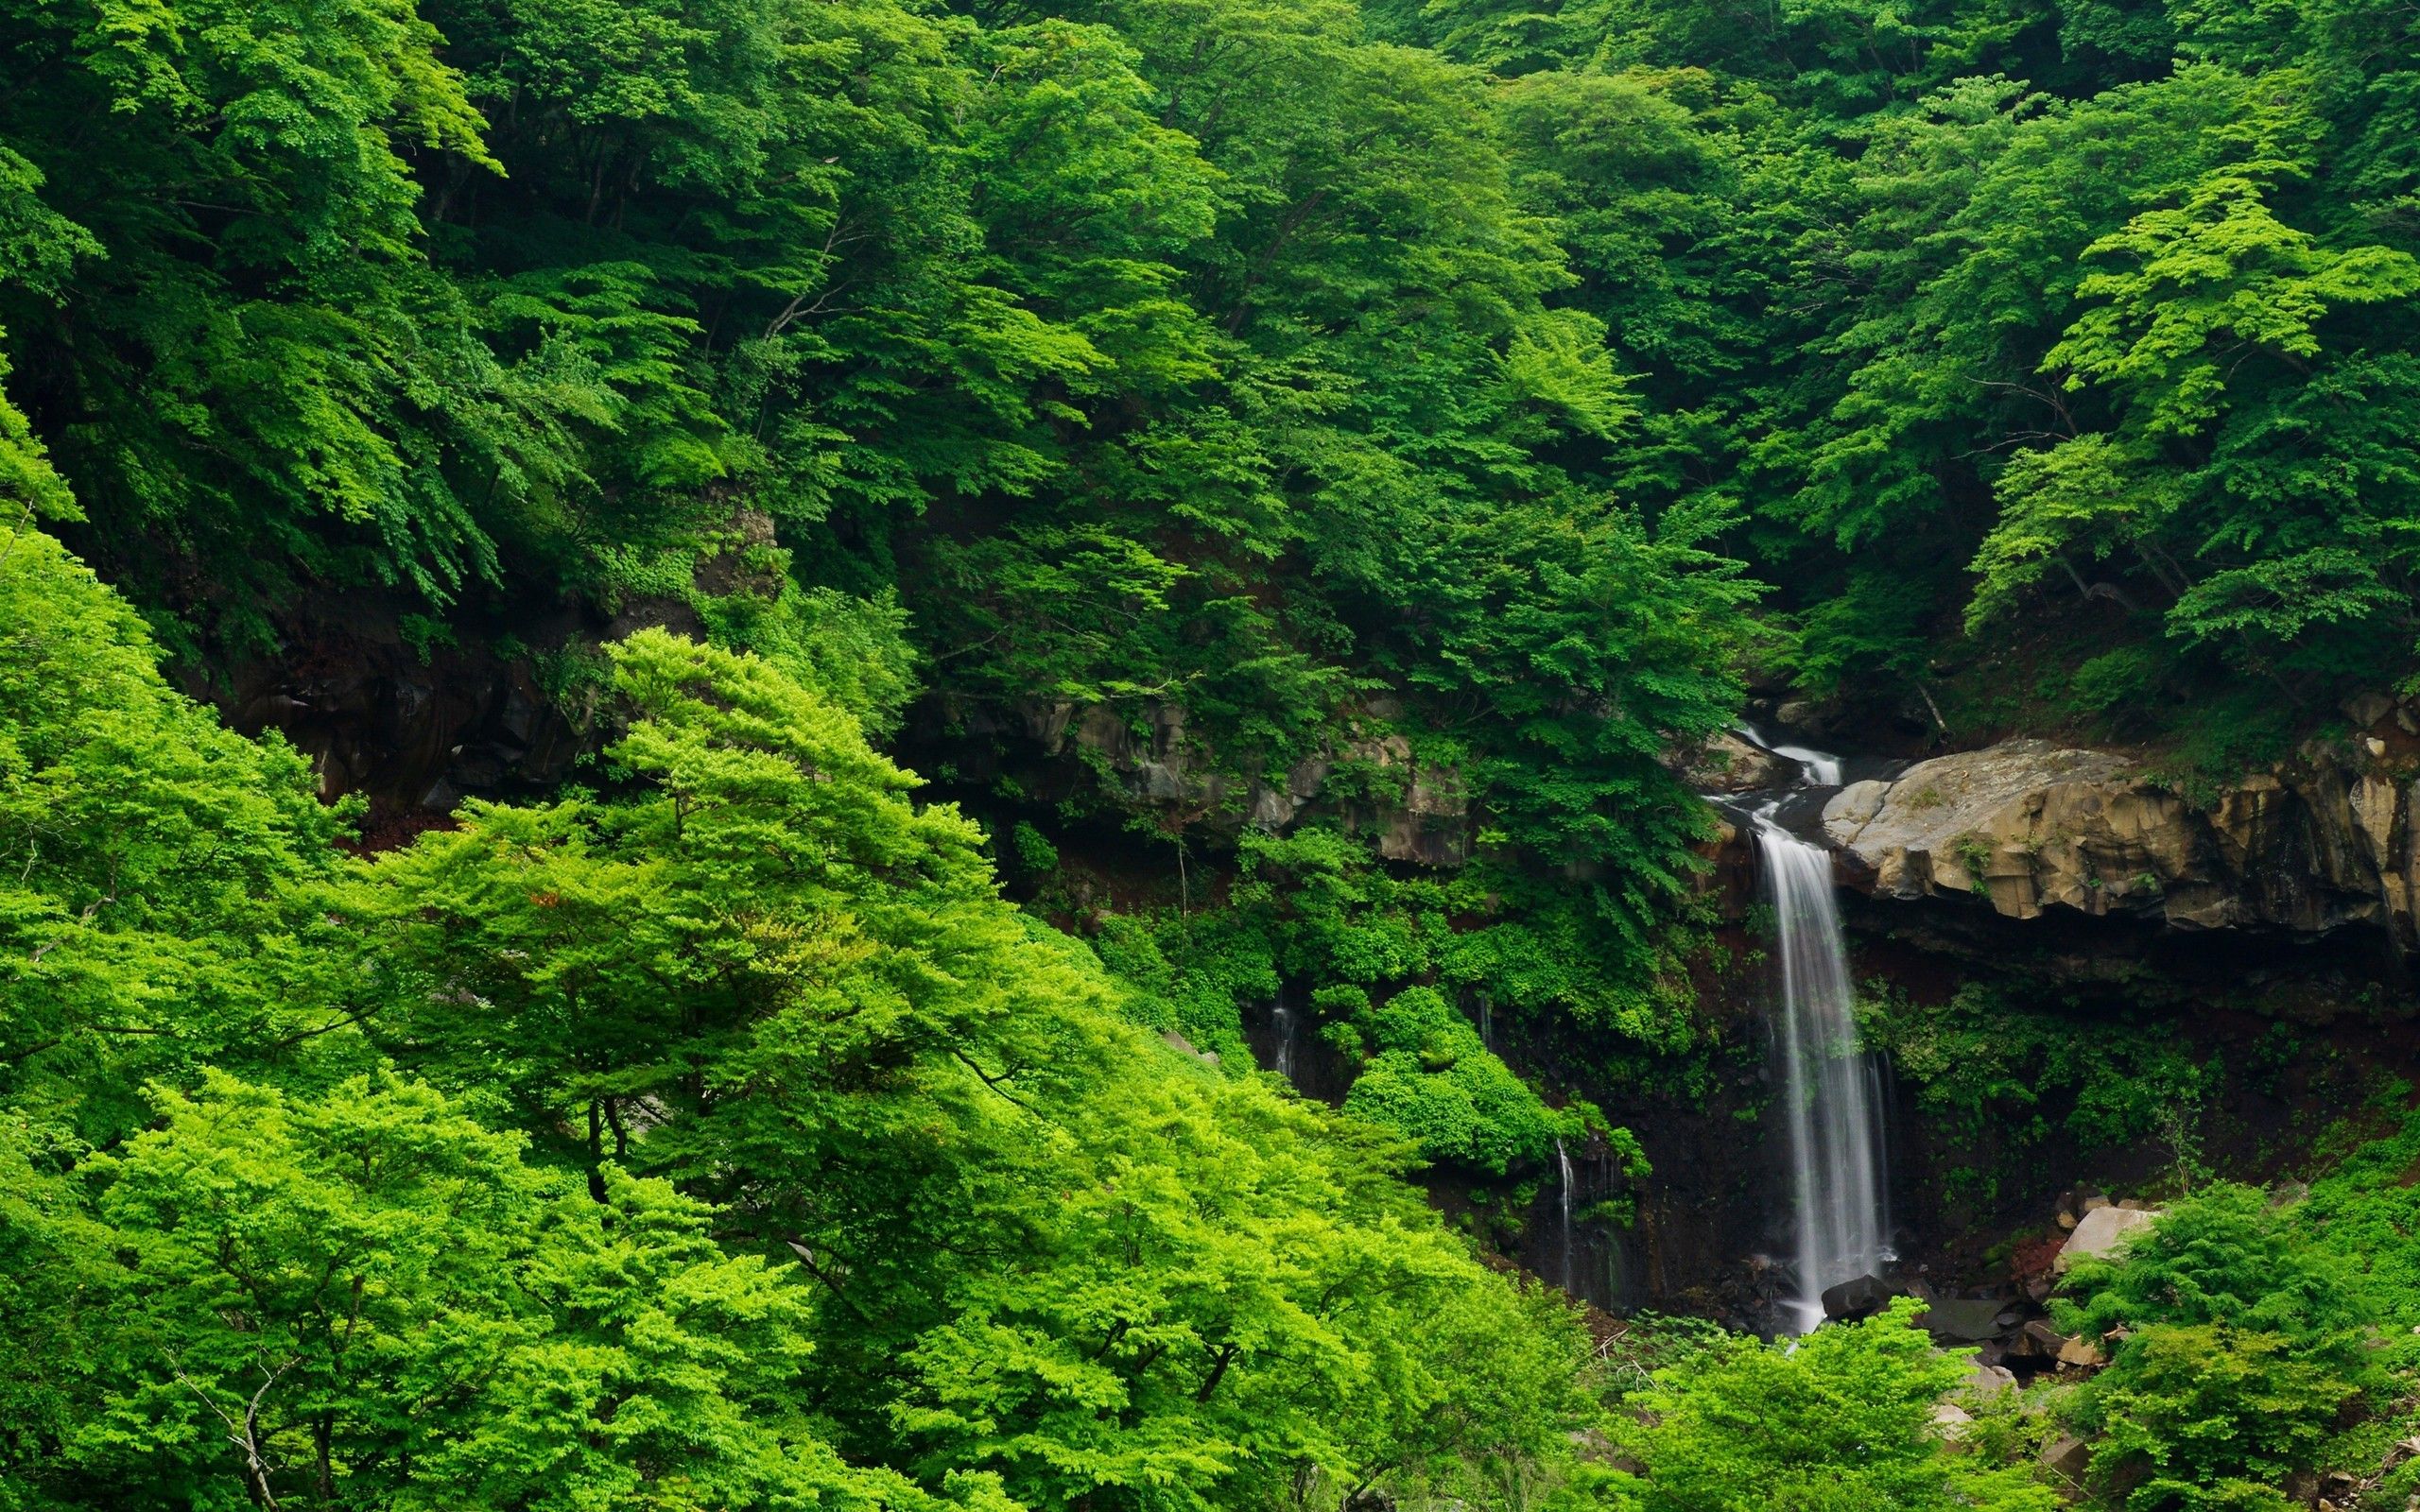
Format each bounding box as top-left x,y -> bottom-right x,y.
1609,1301 -> 2060,1512
2084,1325 -> 2344,1510
2059,1188 -> 2378,1509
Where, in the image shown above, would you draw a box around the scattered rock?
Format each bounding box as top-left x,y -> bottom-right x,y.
1821,1273 -> 1901,1321
1158,1030 -> 1218,1067
1919,1297 -> 2006,1343
2057,1334 -> 2105,1368
2081,1194 -> 2111,1214
2347,692 -> 2396,729
2039,1434 -> 2093,1482
2058,1206 -> 2159,1272
1964,1361 -> 2018,1397
2055,1209 -> 2079,1230
2017,1320 -> 2069,1358
1930,1400 -> 1974,1444
2118,1198 -> 2146,1211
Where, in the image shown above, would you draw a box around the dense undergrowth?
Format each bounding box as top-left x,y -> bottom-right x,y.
1582,1101 -> 2420,1512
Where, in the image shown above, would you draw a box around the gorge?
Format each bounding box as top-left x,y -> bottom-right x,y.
8,0 -> 2420,1503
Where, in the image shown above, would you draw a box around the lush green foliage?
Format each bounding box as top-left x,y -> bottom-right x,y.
2056,1188 -> 2376,1508
0,524 -> 1598,1510
1601,1302 -> 2060,1512
1387,0 -> 2420,755
1082,827 -> 1695,1193
10,0 -> 2420,1502
0,0 -> 1765,1159
1857,980 -> 2226,1210
1930,1126 -> 2420,1512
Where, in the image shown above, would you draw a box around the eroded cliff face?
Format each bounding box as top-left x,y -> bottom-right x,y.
1821,735 -> 2420,949
930,695 -> 1475,866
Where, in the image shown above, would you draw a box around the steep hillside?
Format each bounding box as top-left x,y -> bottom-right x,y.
7,0 -> 2420,1506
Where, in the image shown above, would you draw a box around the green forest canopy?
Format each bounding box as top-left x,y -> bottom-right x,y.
7,0 -> 2420,1504
0,523 -> 1595,1507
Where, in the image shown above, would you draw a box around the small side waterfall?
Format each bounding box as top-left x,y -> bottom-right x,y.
1556,1138 -> 1576,1293
1756,821 -> 1892,1332
1271,991 -> 1298,1082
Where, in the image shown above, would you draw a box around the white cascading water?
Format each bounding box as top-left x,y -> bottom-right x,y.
1756,820 -> 1892,1332
1736,722 -> 1842,786
1555,1138 -> 1576,1293
1271,992 -> 1297,1081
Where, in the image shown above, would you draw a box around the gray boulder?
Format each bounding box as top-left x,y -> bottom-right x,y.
1919,1297 -> 2006,1343
1821,1273 -> 1900,1321
1681,731 -> 1786,794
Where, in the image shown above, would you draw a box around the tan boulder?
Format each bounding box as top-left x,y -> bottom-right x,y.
1963,1360 -> 2017,1397
1682,730 -> 1788,794
1824,737 -> 2420,947
1929,1400 -> 1974,1444
2057,1206 -> 2159,1273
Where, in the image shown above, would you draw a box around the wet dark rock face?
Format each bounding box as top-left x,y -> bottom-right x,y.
189,587 -> 672,837
1472,911 -> 1819,1332
1511,784 -> 2420,1332
904,695 -> 1474,866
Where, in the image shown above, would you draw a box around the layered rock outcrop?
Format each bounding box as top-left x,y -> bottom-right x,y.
997,697 -> 1471,864
1822,736 -> 2420,946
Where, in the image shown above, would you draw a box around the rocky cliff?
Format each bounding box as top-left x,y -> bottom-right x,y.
1821,730 -> 2420,950
941,695 -> 1475,866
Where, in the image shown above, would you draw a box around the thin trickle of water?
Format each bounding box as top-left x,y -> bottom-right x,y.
1271,994 -> 1297,1081
1865,1054 -> 1897,1249
1478,995 -> 1495,1052
1756,820 -> 1891,1332
1556,1138 -> 1576,1294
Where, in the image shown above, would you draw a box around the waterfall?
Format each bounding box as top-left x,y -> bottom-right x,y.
1772,743 -> 1842,787
1271,996 -> 1296,1081
1478,994 -> 1495,1052
1735,722 -> 1842,786
1556,1138 -> 1576,1294
1755,820 -> 1891,1332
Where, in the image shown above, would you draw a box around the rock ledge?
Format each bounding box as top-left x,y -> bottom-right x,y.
1823,737 -> 2420,944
